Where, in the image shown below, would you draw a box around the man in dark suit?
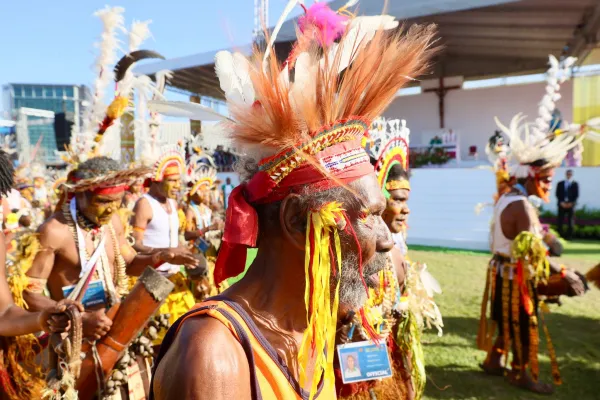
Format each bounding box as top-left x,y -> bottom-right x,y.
556,169 -> 579,239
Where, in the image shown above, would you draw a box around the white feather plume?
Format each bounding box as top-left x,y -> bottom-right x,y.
263,0 -> 302,63
215,51 -> 255,106
335,15 -> 399,73
406,262 -> 444,336
128,20 -> 152,52
75,6 -> 125,158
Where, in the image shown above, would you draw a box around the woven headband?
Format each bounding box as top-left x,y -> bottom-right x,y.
214,119 -> 374,285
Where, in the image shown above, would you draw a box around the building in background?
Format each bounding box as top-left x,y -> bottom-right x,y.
1,83 -> 90,164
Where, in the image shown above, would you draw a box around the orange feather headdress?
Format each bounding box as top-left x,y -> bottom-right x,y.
150,2 -> 438,396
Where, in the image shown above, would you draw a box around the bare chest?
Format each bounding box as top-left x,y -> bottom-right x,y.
48,229 -> 118,300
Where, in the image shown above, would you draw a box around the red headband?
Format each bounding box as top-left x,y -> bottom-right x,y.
214,139 -> 373,285
92,185 -> 128,195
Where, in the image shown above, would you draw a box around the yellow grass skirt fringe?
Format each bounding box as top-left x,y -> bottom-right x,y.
153,272 -> 196,345
2,233 -> 45,400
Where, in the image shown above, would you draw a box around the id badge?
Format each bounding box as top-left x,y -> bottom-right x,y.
62,280 -> 107,308
195,238 -> 210,253
337,340 -> 393,384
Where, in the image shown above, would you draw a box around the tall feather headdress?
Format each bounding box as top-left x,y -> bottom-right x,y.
151,2 -> 438,396
365,117 -> 411,190
492,55 -> 583,180
62,7 -> 166,167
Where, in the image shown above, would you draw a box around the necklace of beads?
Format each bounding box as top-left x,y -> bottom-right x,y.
62,202 -> 129,304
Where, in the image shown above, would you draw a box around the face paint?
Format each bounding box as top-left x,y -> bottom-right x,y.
382,188 -> 410,234
160,174 -> 182,199
80,192 -> 125,226
534,169 -> 554,203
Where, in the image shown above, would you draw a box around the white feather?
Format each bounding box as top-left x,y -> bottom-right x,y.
548,55 -> 559,70
263,0 -> 302,63
232,52 -> 255,104
215,51 -> 255,106
147,100 -> 229,121
278,64 -> 290,88
586,117 -> 600,128
154,70 -> 173,95
419,265 -> 442,297
342,0 -> 359,8
563,56 -> 577,68
128,20 -> 152,52
336,15 -> 399,73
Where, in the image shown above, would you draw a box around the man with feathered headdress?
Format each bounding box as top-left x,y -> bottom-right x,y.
23,156 -> 198,339
22,5 -> 199,345
130,145 -> 203,336
477,56 -> 590,393
335,118 -> 442,400
149,1 -> 438,399
183,154 -> 225,301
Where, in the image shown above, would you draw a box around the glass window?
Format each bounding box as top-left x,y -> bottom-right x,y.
55,87 -> 63,97
44,87 -> 54,97
23,86 -> 32,97
64,87 -> 74,97
34,87 -> 43,97
12,85 -> 22,97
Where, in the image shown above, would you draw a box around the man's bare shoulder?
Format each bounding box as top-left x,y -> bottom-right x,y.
37,213 -> 71,248
133,196 -> 150,211
153,316 -> 251,399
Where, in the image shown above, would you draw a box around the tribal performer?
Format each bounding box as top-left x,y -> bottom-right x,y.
149,2 -> 438,399
0,148 -> 83,400
183,156 -> 225,300
23,156 -> 198,338
131,148 -> 200,330
335,119 -> 442,400
477,113 -> 588,395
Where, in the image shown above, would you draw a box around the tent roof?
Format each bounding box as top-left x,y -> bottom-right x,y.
135,0 -> 600,99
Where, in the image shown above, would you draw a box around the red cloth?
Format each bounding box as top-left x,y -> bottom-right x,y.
214,140 -> 373,285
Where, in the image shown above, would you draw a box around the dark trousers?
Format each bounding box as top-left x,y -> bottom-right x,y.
557,206 -> 574,239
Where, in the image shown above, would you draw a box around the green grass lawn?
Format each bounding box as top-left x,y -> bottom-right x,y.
417,240 -> 600,400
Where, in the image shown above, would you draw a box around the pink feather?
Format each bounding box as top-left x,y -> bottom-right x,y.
298,3 -> 348,47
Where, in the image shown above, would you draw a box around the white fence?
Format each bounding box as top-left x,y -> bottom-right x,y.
406,166 -> 600,251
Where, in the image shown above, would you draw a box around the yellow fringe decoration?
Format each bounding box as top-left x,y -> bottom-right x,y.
298,202 -> 344,400
501,271 -> 511,364
1,233 -> 44,400
178,208 -> 187,232
511,232 -> 550,284
538,303 -> 562,385
510,279 -> 522,375
527,282 -> 540,381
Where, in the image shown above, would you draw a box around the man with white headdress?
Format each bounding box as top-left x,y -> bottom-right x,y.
477,112 -> 589,394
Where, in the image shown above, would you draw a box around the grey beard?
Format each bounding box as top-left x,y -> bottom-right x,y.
337,252 -> 388,310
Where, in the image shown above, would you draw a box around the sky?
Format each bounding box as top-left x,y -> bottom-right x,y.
0,0 -> 303,110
